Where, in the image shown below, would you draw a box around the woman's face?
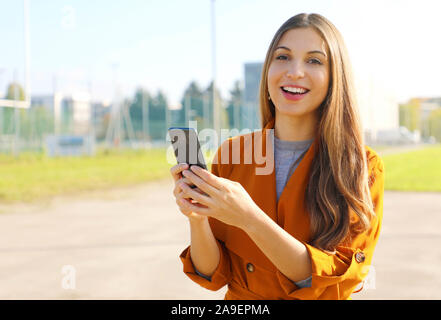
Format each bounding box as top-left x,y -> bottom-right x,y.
267,27 -> 330,119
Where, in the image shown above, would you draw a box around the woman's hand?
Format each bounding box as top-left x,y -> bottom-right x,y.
170,163 -> 208,222
179,165 -> 264,230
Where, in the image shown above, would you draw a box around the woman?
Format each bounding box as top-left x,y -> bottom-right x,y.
170,13 -> 384,300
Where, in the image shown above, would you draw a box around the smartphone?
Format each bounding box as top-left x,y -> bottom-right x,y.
168,127 -> 207,190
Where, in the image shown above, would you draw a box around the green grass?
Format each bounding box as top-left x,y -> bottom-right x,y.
0,144 -> 439,204
382,144 -> 441,192
0,148 -> 174,203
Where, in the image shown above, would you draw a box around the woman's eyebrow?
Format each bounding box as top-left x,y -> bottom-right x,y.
275,46 -> 327,58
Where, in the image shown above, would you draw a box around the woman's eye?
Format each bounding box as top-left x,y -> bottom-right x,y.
308,58 -> 322,65
276,55 -> 288,61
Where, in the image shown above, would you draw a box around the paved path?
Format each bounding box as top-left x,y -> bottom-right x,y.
0,179 -> 440,300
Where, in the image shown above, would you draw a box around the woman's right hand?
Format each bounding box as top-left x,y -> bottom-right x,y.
170,163 -> 208,222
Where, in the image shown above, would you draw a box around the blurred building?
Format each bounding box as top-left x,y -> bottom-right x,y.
60,93 -> 91,135
31,95 -> 54,113
31,93 -> 98,136
355,74 -> 400,144
244,62 -> 263,131
91,100 -> 111,139
419,97 -> 441,142
420,98 -> 441,120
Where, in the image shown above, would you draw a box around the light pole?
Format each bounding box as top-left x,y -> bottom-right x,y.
24,0 -> 31,106
141,90 -> 149,143
185,92 -> 190,126
0,0 -> 30,110
211,0 -> 219,144
0,68 -> 5,135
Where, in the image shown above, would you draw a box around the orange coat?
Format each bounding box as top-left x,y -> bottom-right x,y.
180,119 -> 385,300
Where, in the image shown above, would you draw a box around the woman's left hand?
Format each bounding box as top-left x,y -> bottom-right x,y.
179,165 -> 263,230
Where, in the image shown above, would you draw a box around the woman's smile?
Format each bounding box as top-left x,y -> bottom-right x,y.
280,85 -> 310,101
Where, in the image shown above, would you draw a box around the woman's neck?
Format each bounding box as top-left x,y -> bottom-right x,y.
274,112 -> 318,142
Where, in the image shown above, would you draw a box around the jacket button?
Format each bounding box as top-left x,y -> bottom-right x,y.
355,252 -> 365,263
246,263 -> 255,272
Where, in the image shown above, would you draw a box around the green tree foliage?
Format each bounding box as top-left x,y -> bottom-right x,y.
126,80 -> 241,142
128,88 -> 168,140
129,88 -> 151,138
149,90 -> 167,140
203,81 -> 226,130
399,98 -> 421,132
178,81 -> 205,128
176,80 -> 228,131
183,81 -> 203,117
226,80 -> 243,129
2,82 -> 26,135
428,109 -> 441,142
5,82 -> 25,101
19,106 -> 54,142
149,90 -> 167,121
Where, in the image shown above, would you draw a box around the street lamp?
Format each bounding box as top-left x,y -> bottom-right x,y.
211,0 -> 219,145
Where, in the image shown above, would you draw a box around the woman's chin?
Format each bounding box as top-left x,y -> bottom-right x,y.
276,106 -> 311,118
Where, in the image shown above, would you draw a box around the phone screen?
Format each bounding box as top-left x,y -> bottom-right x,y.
168,127 -> 207,170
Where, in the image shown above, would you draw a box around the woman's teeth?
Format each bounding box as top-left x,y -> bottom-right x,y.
282,87 -> 308,94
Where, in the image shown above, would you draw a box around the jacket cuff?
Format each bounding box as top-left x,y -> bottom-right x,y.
179,240 -> 232,291
276,242 -> 369,299
304,242 -> 368,285
276,271 -> 311,295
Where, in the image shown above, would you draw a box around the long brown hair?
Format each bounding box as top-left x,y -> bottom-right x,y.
259,13 -> 375,251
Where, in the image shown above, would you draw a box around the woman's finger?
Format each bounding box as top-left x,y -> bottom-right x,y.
170,163 -> 189,182
178,196 -> 211,215
181,182 -> 213,208
189,165 -> 226,191
173,177 -> 195,197
175,196 -> 193,216
182,168 -> 219,197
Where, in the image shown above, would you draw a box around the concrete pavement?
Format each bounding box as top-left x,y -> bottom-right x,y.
0,179 -> 440,299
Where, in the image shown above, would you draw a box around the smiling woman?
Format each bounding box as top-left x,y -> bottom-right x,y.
171,13 -> 384,300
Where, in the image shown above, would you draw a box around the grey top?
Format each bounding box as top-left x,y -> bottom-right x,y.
273,135 -> 314,288
194,135 -> 314,288
274,135 -> 314,202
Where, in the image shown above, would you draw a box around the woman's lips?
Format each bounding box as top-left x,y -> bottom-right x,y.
280,87 -> 309,101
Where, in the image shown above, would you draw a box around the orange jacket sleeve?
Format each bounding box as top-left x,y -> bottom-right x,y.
275,152 -> 385,299
179,147 -> 233,291
179,239 -> 232,291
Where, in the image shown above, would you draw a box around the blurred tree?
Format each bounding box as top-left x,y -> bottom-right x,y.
129,87 -> 151,138
2,82 -> 26,134
5,82 -> 25,101
203,81 -> 227,130
178,81 -> 204,128
399,98 -> 421,132
428,108 -> 441,142
33,106 -> 54,139
226,80 -> 243,129
19,106 -> 54,145
149,90 -> 167,140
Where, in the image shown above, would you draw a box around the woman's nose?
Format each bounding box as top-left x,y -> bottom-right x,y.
286,60 -> 305,79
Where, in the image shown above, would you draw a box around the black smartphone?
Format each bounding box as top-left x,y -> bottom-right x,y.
168,127 -> 207,189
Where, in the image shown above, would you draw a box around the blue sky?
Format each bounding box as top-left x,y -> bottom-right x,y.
1,0 -> 441,105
